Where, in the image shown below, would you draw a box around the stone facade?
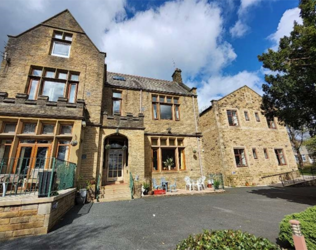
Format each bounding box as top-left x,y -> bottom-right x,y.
0,10 -> 105,186
199,86 -> 297,186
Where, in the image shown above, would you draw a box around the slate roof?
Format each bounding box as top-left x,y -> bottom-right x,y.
106,72 -> 195,96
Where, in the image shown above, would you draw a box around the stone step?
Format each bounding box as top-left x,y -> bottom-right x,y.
97,196 -> 131,202
101,184 -> 129,190
100,190 -> 131,195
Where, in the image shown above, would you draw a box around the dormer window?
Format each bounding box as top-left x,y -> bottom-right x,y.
51,31 -> 72,58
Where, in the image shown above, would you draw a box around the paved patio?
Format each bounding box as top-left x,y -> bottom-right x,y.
1,186 -> 316,250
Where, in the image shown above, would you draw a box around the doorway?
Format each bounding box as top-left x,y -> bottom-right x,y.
103,135 -> 128,184
15,140 -> 51,177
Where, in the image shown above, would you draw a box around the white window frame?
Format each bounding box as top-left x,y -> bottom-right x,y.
51,41 -> 71,58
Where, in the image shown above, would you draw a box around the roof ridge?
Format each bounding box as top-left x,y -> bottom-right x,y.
108,71 -> 174,83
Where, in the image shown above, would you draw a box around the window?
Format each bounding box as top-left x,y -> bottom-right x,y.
0,140 -> 12,172
244,111 -> 250,121
2,123 -> 16,134
51,31 -> 72,58
151,137 -> 185,171
295,155 -> 299,162
152,95 -> 180,120
27,66 -> 79,103
22,123 -> 36,134
60,125 -> 72,135
227,110 -> 239,126
56,140 -> 71,161
42,124 -> 55,134
264,148 -> 269,159
252,148 -> 258,159
255,112 -> 260,122
302,154 -> 306,162
275,149 -> 286,165
112,91 -> 122,115
267,118 -> 276,129
234,148 -> 247,167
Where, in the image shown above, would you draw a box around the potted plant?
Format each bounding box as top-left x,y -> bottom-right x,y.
207,180 -> 213,188
214,180 -> 220,190
76,175 -> 87,205
245,181 -> 250,186
142,182 -> 150,195
163,157 -> 174,170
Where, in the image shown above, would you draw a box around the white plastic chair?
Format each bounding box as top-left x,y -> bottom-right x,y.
201,176 -> 206,190
193,178 -> 203,191
184,176 -> 192,191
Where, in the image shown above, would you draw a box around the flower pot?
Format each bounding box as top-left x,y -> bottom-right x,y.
168,165 -> 171,170
76,188 -> 87,205
207,184 -> 212,188
143,189 -> 149,195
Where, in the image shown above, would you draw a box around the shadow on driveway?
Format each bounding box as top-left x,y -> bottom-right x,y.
248,186 -> 316,206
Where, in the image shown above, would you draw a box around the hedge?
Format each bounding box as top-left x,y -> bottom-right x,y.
176,229 -> 279,250
279,206 -> 316,249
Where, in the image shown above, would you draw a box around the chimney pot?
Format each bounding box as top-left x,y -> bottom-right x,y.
172,68 -> 182,83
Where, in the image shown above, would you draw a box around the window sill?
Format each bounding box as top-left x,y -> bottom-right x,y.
51,54 -> 70,59
153,170 -> 188,174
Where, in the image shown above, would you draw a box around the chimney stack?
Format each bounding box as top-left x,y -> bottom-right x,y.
172,68 -> 182,83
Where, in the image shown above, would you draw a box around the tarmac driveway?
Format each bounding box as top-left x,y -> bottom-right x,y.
2,186 -> 316,250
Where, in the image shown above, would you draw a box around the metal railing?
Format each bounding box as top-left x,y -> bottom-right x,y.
0,157 -> 76,197
129,172 -> 134,199
262,169 -> 316,187
96,173 -> 101,202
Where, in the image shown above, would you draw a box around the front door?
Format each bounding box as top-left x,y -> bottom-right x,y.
107,149 -> 124,182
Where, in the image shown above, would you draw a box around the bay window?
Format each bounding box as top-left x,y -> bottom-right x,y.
151,137 -> 186,172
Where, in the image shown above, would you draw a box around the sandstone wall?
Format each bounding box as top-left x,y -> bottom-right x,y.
0,189 -> 75,241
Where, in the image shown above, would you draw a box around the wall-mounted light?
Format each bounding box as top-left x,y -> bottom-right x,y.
82,121 -> 86,127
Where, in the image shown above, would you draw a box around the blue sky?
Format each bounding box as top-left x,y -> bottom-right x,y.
0,0 -> 302,110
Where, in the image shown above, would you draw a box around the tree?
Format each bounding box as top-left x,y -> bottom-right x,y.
287,126 -> 307,168
258,0 -> 316,136
304,136 -> 316,161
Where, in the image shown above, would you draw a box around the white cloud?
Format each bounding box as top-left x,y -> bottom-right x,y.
238,0 -> 262,15
230,20 -> 249,38
197,71 -> 264,111
268,7 -> 303,50
103,0 -> 236,80
230,0 -> 262,38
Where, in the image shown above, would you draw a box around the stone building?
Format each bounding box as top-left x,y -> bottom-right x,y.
199,86 -> 297,186
293,145 -> 314,165
0,10 -> 204,201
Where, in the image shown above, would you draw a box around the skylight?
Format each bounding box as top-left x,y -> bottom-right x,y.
112,75 -> 126,81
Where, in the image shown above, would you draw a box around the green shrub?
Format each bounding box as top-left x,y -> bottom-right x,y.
176,230 -> 279,250
279,206 -> 316,250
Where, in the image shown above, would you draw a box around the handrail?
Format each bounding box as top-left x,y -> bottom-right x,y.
261,170 -> 297,179
129,172 -> 134,199
96,173 -> 101,202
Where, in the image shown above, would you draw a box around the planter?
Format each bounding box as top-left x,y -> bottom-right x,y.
154,189 -> 166,195
76,188 -> 87,205
207,184 -> 212,188
148,191 -> 154,195
143,189 -> 149,195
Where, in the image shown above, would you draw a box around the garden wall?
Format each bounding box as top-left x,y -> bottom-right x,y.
0,188 -> 75,241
